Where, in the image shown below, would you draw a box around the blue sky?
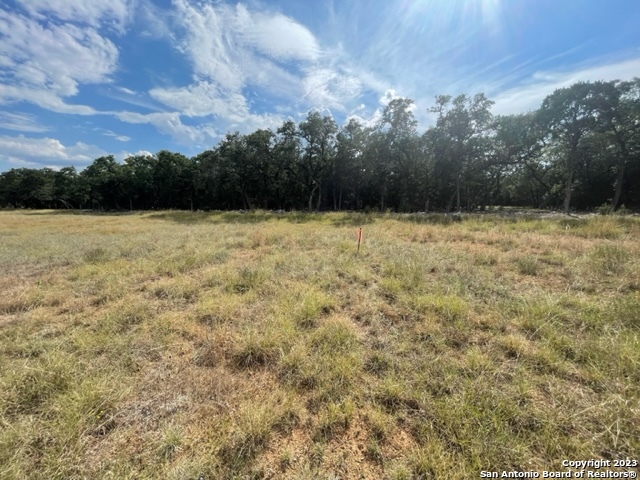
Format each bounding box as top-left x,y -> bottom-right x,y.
1,0 -> 639,171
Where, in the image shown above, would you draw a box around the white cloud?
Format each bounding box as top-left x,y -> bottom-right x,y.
173,1 -> 246,91
149,82 -> 249,120
0,134 -> 109,166
98,128 -> 131,142
114,111 -> 219,146
116,86 -> 136,95
14,0 -> 131,33
379,89 -> 400,106
493,57 -> 640,115
136,0 -> 176,40
103,88 -> 166,112
117,150 -> 155,162
0,9 -> 118,113
346,109 -> 383,130
344,89 -> 409,129
301,67 -> 362,111
152,0 -> 376,135
0,112 -> 49,133
235,5 -> 320,62
0,85 -> 98,115
173,1 -> 319,88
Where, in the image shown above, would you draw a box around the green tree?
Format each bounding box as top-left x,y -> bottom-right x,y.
491,113 -> 545,207
122,154 -> 156,210
81,156 -> 124,209
378,98 -> 422,211
273,120 -> 302,210
591,79 -> 640,210
298,112 -> 337,211
335,118 -> 367,210
428,93 -> 494,211
153,151 -> 194,210
538,82 -> 600,213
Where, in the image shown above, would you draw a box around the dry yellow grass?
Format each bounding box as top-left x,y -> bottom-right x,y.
0,210 -> 639,479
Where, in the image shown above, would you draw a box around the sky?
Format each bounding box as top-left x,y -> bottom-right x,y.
1,0 -> 639,172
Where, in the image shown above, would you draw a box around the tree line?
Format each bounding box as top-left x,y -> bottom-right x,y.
1,80 -> 639,213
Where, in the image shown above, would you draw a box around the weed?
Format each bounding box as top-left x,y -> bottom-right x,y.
83,247 -> 109,263
289,288 -> 333,328
365,407 -> 394,441
589,244 -> 629,275
310,317 -> 358,354
279,449 -> 293,469
228,267 -> 264,293
158,424 -> 184,461
232,331 -> 281,369
412,294 -> 468,322
314,399 -> 354,441
365,440 -> 384,464
364,352 -> 392,376
516,256 -> 539,275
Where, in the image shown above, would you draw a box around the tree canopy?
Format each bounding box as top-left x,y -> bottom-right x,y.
2,79 -> 639,212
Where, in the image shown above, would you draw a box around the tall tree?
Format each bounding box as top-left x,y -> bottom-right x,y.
122,154 -> 156,210
491,113 -> 545,207
81,155 -> 123,209
428,93 -> 494,211
378,98 -> 421,211
538,82 -> 599,213
335,118 -> 367,210
273,120 -> 301,210
298,111 -> 337,211
591,79 -> 640,210
53,166 -> 82,209
245,129 -> 276,209
217,133 -> 256,210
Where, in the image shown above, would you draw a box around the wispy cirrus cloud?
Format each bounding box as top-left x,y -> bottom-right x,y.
93,127 -> 131,142
114,111 -> 219,146
492,56 -> 640,115
0,112 -> 49,133
0,8 -> 118,114
14,0 -> 132,33
145,0 -> 376,135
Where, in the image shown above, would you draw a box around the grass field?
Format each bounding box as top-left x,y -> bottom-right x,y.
0,210 -> 639,479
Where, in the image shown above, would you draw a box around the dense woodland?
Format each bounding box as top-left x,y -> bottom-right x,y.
1,80 -> 639,213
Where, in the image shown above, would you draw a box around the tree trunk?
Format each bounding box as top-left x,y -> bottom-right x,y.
611,161 -> 625,211
446,190 -> 455,213
241,189 -> 248,210
455,173 -> 461,212
308,184 -> 318,212
563,167 -> 574,214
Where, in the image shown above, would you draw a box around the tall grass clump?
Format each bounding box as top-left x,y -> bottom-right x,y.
589,244 -> 629,275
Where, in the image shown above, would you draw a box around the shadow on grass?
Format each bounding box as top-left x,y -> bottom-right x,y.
330,212 -> 377,227
146,210 -> 319,225
22,209 -> 141,217
147,210 -> 384,226
394,213 -> 465,225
